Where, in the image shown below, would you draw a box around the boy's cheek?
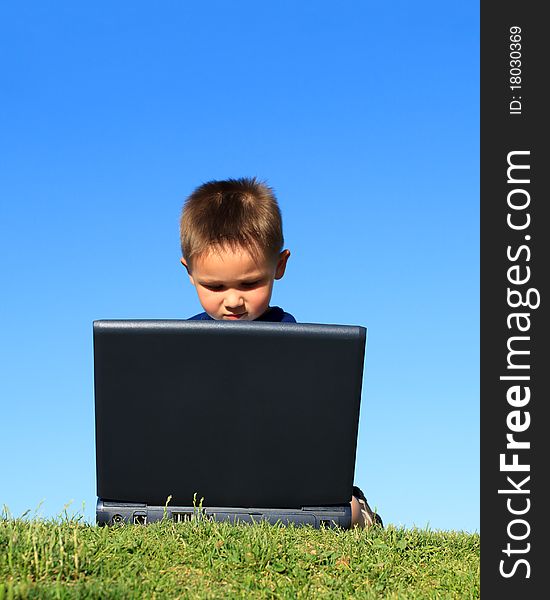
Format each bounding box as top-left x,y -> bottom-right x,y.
199,291 -> 216,306
194,289 -> 212,309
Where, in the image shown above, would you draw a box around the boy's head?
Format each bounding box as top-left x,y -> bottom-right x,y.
179,177 -> 290,320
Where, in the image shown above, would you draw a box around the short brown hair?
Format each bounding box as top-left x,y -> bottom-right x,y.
179,177 -> 284,268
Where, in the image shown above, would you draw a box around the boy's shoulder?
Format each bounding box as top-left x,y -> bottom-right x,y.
187,306 -> 296,323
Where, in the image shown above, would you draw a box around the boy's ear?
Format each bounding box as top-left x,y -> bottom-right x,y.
180,258 -> 195,285
274,249 -> 291,280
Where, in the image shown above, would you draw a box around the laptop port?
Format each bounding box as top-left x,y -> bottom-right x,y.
112,514 -> 124,524
133,513 -> 147,525
173,512 -> 193,523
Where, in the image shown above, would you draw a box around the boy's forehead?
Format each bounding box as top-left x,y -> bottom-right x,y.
192,246 -> 272,279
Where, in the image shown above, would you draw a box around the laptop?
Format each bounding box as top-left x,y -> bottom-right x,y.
93,319 -> 367,528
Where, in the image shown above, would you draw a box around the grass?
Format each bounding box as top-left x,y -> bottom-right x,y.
0,508 -> 479,599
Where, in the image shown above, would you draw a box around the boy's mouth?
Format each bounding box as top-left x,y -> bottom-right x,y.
224,313 -> 246,319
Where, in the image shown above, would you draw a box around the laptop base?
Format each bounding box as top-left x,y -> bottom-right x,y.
96,498 -> 352,529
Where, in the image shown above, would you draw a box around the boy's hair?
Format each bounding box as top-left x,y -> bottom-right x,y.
180,177 -> 284,268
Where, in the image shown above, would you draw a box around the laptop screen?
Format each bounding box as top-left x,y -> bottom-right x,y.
93,320 -> 366,508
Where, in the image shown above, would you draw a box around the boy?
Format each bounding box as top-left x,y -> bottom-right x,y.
179,177 -> 382,528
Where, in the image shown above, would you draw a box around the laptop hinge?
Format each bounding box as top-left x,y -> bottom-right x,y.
302,505 -> 348,512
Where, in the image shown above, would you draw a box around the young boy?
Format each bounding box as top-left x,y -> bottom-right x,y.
179,177 -> 382,528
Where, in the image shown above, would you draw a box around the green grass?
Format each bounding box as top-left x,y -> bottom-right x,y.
0,511 -> 479,599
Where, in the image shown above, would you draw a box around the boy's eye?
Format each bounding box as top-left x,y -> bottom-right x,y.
203,281 -> 260,291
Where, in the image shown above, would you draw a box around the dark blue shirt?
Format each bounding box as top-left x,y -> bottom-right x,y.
187,306 -> 296,323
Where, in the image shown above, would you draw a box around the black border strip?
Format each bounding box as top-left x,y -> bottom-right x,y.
481,2 -> 548,595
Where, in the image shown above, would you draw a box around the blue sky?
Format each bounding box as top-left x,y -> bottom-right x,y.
0,1 -> 479,532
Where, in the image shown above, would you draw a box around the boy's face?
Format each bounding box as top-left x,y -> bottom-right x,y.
181,246 -> 290,321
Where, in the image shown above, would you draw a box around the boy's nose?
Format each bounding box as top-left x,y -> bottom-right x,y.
224,290 -> 245,309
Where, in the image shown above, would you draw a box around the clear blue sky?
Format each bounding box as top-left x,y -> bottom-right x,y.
0,1 -> 479,532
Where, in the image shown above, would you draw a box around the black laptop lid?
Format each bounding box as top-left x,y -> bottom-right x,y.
93,320 -> 366,508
